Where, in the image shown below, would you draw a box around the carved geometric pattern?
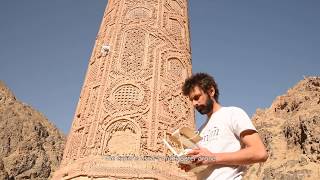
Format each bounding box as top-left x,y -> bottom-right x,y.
168,94 -> 184,115
170,0 -> 183,15
163,0 -> 189,50
91,124 -> 104,155
169,18 -> 182,42
79,127 -> 89,158
159,85 -> 191,121
113,84 -> 143,106
103,80 -> 150,116
168,57 -> 184,78
87,86 -> 99,118
125,7 -> 153,23
160,49 -> 190,84
78,89 -> 91,127
121,29 -> 146,74
165,0 -> 185,16
87,121 -> 98,148
109,31 -> 156,81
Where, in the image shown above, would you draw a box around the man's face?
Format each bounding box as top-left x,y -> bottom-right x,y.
188,86 -> 214,115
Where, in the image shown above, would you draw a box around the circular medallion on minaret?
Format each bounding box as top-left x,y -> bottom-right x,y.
113,84 -> 143,106
103,80 -> 150,115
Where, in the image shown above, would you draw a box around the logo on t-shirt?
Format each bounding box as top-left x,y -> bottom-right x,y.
201,126 -> 220,143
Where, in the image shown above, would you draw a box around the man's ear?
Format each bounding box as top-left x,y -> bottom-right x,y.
209,87 -> 215,97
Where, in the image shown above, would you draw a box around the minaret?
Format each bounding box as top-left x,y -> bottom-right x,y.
54,0 -> 194,179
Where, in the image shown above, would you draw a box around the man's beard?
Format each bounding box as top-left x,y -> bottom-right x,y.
196,97 -> 214,115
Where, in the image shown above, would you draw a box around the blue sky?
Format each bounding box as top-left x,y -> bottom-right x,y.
0,0 -> 319,134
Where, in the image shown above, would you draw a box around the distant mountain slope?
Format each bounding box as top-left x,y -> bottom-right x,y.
0,81 -> 65,179
244,77 -> 320,180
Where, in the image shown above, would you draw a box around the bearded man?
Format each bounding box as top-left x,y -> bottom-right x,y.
179,73 -> 268,180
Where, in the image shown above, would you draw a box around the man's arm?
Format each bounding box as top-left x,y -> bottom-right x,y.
188,130 -> 268,166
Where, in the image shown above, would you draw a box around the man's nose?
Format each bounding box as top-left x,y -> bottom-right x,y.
192,100 -> 199,107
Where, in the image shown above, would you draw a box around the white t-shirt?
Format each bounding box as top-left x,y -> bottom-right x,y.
197,106 -> 256,180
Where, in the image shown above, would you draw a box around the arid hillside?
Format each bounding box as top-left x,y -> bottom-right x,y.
245,77 -> 320,180
0,81 -> 65,179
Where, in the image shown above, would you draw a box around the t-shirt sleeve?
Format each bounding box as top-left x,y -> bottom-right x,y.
231,107 -> 257,138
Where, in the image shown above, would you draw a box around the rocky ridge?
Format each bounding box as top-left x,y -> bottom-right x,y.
0,81 -> 65,179
244,77 -> 320,180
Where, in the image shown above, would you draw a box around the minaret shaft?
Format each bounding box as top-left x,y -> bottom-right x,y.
54,0 -> 194,179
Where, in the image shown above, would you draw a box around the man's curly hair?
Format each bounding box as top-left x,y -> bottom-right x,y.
182,73 -> 220,102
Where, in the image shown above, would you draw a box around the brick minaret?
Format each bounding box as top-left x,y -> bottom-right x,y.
54,0 -> 194,179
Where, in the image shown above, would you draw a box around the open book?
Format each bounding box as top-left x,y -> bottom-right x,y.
163,127 -> 208,173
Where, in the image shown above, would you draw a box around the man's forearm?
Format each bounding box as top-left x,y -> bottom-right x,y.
212,147 -> 268,166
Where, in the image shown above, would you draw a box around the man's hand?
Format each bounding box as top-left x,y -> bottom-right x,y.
187,147 -> 216,166
179,130 -> 268,172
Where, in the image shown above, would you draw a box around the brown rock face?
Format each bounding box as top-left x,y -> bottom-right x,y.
244,77 -> 320,180
0,81 -> 65,179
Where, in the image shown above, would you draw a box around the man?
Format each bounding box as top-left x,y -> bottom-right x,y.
179,73 -> 268,180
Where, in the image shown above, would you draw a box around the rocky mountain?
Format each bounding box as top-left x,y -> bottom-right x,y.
0,81 -> 65,179
244,77 -> 320,180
